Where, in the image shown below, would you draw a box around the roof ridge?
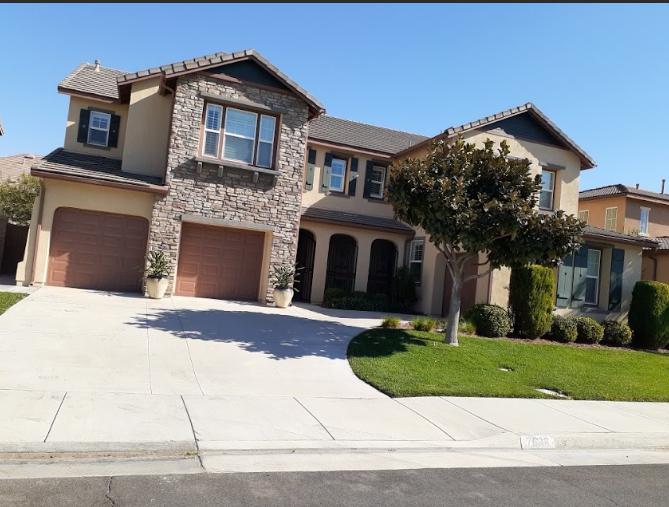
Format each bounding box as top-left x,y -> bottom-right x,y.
579,183 -> 627,194
317,115 -> 429,139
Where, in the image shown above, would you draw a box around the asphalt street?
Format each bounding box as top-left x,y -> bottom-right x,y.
0,464 -> 667,506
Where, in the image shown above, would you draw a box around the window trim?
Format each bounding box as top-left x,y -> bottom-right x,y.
369,165 -> 387,199
255,114 -> 276,169
639,206 -> 650,236
539,169 -> 556,210
584,248 -> 601,306
578,209 -> 589,224
408,238 -> 424,284
202,103 -> 224,157
605,207 -> 618,231
87,110 -> 111,147
329,156 -> 348,193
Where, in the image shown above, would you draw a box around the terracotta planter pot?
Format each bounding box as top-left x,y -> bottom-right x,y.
273,287 -> 294,308
146,277 -> 169,299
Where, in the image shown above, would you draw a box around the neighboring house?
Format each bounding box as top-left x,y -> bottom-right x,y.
579,184 -> 669,283
0,154 -> 39,181
16,50 -> 650,321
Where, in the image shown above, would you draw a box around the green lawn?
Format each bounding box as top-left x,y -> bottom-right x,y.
0,292 -> 26,315
347,329 -> 669,401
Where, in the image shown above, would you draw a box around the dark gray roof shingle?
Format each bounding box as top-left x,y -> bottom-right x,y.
301,206 -> 414,235
584,225 -> 658,248
308,116 -> 429,155
58,63 -> 126,101
33,149 -> 165,191
580,184 -> 669,204
655,237 -> 669,251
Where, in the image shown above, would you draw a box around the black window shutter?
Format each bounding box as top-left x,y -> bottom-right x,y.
363,160 -> 374,198
305,148 -> 317,191
348,157 -> 358,196
77,109 -> 91,143
608,248 -> 625,311
108,114 -> 121,148
321,153 -> 333,193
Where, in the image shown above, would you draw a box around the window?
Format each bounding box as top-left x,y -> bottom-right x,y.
409,239 -> 424,282
639,207 -> 650,236
329,158 -> 347,192
578,210 -> 589,224
87,111 -> 111,147
605,207 -> 618,231
369,166 -> 386,199
539,169 -> 555,210
585,249 -> 601,305
200,102 -> 277,168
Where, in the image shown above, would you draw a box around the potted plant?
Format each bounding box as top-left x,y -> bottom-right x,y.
271,264 -> 299,308
146,251 -> 170,299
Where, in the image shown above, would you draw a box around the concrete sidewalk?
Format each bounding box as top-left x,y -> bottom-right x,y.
1,389 -> 668,476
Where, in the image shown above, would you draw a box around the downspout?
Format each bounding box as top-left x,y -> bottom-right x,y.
29,180 -> 46,285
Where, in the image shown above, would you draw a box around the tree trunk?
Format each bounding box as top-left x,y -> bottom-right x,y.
445,270 -> 462,346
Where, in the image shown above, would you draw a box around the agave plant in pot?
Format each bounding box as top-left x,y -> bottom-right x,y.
146,251 -> 170,299
271,264 -> 299,308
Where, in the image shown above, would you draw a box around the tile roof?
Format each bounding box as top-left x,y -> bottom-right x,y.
655,237 -> 669,251
0,154 -> 40,181
394,102 -> 596,169
580,184 -> 669,204
301,206 -> 414,235
583,225 -> 658,248
308,116 -> 429,155
58,63 -> 126,101
32,148 -> 166,192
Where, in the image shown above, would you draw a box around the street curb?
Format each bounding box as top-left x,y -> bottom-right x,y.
0,441 -> 197,460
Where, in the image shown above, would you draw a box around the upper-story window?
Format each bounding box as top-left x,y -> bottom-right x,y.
201,102 -> 277,168
88,111 -> 111,146
369,165 -> 386,199
578,210 -> 589,224
408,239 -> 424,282
77,109 -> 120,149
605,207 -> 618,231
639,207 -> 650,236
539,169 -> 555,210
329,158 -> 347,192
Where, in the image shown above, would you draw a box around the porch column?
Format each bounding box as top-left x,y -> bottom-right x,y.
309,230 -> 331,304
354,234 -> 373,292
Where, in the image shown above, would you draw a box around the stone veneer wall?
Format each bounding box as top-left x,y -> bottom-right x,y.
148,74 -> 309,300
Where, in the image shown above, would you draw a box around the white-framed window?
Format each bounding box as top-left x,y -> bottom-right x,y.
605,207 -> 618,231
203,103 -> 223,157
578,210 -> 589,224
409,239 -> 424,282
369,165 -> 386,199
539,169 -> 556,210
87,111 -> 111,146
329,157 -> 347,192
639,207 -> 650,236
585,248 -> 601,305
223,107 -> 257,164
255,115 -> 276,168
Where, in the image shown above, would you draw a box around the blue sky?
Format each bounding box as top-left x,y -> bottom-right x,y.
1,3 -> 668,191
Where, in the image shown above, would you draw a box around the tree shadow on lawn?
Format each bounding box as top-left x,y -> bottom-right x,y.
126,307 -> 369,361
347,328 -> 428,358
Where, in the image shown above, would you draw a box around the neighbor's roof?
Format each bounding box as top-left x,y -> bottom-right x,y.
58,63 -> 126,101
0,154 -> 40,181
32,148 -> 167,194
308,116 -> 429,155
394,102 -> 596,170
655,237 -> 669,251
580,184 -> 669,204
301,206 -> 414,235
584,225 -> 658,249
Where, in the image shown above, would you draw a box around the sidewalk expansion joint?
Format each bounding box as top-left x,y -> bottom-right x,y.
293,397 -> 336,441
43,391 -> 67,443
180,395 -> 205,471
394,398 -> 455,440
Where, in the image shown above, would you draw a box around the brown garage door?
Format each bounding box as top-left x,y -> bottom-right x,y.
176,222 -> 264,300
47,207 -> 149,292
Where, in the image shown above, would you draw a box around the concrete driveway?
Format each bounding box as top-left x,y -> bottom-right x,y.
0,287 -> 384,398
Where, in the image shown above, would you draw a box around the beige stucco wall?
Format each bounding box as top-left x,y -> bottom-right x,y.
578,195 -> 627,232
17,179 -> 154,286
64,96 -> 128,159
121,78 -> 173,178
642,251 -> 669,283
299,219 -> 407,304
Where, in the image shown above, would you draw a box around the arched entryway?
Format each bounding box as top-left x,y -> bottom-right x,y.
325,234 -> 357,293
294,229 -> 316,302
367,239 -> 397,297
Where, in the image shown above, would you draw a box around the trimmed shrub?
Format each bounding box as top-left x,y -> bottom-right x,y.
550,315 -> 578,343
602,321 -> 632,347
381,316 -> 401,329
628,281 -> 669,349
412,317 -> 436,332
468,304 -> 512,338
575,316 -> 604,344
323,289 -> 390,312
323,288 -> 347,308
509,265 -> 555,339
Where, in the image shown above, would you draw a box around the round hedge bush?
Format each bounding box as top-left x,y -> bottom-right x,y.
468,304 -> 512,338
602,321 -> 632,347
575,316 -> 604,344
550,315 -> 578,343
628,281 -> 669,349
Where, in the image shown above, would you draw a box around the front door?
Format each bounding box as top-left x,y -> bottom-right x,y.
325,234 -> 357,293
367,239 -> 397,296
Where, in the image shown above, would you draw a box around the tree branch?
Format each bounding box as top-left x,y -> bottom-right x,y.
463,268 -> 493,282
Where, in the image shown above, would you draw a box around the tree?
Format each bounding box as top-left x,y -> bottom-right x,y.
388,138 -> 583,345
0,174 -> 40,225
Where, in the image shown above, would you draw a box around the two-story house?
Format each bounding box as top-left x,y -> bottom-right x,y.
15,50 -> 653,320
579,184 -> 669,284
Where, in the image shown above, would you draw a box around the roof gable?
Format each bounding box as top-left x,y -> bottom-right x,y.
207,60 -> 290,92
478,113 -> 566,148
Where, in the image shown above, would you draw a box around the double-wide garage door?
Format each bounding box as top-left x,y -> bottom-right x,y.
47,207 -> 149,292
176,222 -> 264,301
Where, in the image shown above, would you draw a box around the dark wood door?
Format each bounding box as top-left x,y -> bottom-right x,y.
294,229 -> 315,302
47,207 -> 149,292
176,222 -> 264,300
367,239 -> 397,296
325,234 -> 357,293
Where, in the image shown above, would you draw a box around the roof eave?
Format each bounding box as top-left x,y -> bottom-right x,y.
57,86 -> 120,104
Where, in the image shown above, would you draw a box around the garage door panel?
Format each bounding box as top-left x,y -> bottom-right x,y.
47,208 -> 149,292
